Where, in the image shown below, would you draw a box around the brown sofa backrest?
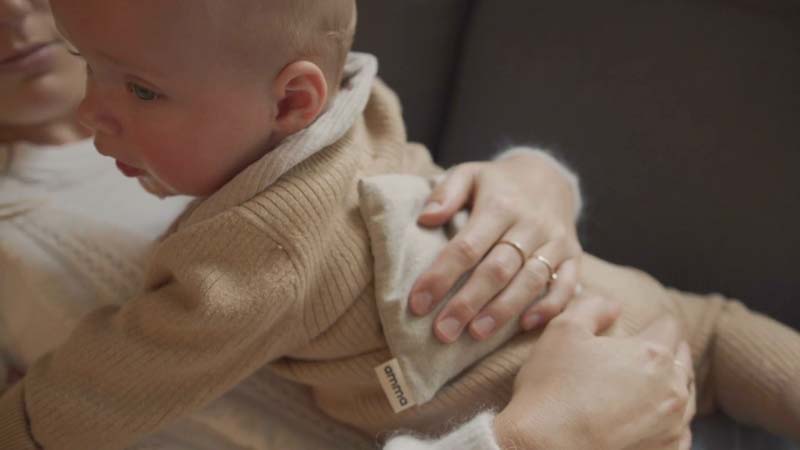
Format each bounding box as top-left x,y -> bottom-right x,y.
356,1 -> 800,328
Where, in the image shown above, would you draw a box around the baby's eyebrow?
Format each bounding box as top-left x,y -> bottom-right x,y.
93,49 -> 168,83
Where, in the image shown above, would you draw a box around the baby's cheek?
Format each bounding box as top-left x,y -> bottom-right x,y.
151,148 -> 230,196
137,142 -> 191,190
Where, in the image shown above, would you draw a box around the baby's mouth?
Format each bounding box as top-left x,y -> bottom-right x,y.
115,160 -> 146,178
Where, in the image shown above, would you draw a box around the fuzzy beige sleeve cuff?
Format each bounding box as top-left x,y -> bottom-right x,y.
384,412 -> 501,450
495,146 -> 583,219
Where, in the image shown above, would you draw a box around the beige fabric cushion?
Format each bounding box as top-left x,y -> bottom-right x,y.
359,175 -> 520,405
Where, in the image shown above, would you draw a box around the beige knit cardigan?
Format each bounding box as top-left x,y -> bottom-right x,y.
0,73 -> 439,449
4,73 -> 800,450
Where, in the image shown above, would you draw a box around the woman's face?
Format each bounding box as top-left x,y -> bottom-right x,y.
0,0 -> 85,130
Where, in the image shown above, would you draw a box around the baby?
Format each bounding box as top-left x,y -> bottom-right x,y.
1,0 -> 798,449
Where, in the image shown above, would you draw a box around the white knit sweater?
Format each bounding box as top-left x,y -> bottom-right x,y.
0,139 -> 191,369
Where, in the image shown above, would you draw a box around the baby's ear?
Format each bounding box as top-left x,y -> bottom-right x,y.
272,61 -> 329,135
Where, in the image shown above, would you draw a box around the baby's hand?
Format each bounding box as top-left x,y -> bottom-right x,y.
409,151 -> 583,343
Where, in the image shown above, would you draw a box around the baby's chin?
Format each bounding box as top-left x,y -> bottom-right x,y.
137,173 -> 179,199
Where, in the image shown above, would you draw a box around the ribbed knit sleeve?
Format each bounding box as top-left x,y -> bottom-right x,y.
384,413 -> 502,450
0,210 -> 305,450
0,384 -> 38,450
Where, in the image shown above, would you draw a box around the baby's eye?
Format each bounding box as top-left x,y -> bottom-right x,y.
127,83 -> 161,101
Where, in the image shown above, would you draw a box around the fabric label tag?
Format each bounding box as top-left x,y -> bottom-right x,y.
374,358 -> 417,413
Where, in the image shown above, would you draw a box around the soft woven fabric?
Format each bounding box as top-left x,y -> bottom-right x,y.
359,175 -> 520,405
358,173 -> 800,440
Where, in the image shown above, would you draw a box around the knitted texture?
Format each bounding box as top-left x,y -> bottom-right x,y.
0,208 -> 148,368
0,137 -> 191,372
0,141 -> 375,449
0,75 -> 439,449
707,298 -> 800,438
2,70 -> 799,450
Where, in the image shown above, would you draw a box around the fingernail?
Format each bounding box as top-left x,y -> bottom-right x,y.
437,317 -> 462,342
522,313 -> 542,331
422,201 -> 442,216
411,292 -> 433,315
471,315 -> 496,338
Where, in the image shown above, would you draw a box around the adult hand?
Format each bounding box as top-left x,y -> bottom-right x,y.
409,150 -> 583,343
495,295 -> 695,450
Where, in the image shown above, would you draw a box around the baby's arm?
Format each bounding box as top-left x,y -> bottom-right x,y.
0,213 -> 304,450
668,290 -> 800,441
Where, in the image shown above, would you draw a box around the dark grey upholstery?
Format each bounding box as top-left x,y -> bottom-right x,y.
355,0 -> 471,148
693,415 -> 800,450
438,0 -> 800,328
355,1 -> 799,448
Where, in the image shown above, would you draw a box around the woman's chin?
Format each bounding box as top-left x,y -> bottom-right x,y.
3,83 -> 81,128
4,58 -> 84,118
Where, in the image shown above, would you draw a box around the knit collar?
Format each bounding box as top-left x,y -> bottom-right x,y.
183,52 -> 378,226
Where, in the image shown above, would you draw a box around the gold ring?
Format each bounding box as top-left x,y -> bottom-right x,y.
497,240 -> 527,265
534,255 -> 558,282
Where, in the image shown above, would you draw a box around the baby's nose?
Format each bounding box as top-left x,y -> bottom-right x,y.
77,92 -> 122,137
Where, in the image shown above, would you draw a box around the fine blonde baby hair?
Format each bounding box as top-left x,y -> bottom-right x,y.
279,0 -> 357,90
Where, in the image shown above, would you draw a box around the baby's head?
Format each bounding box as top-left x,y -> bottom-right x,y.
50,0 -> 356,196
